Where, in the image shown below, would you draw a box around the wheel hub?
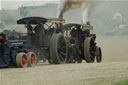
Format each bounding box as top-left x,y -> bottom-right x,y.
31,54 -> 36,64
22,55 -> 28,66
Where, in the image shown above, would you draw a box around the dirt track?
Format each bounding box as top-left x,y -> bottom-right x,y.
0,36 -> 128,85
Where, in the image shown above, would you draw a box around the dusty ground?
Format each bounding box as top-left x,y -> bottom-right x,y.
0,36 -> 128,85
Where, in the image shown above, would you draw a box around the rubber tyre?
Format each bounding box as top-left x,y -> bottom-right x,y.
96,46 -> 102,63
28,52 -> 37,67
50,33 -> 68,64
84,37 -> 95,63
16,53 -> 28,68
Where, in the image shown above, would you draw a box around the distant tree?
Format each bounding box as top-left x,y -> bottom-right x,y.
1,10 -> 15,24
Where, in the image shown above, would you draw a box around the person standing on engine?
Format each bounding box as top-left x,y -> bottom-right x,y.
25,23 -> 34,46
34,23 -> 45,46
25,23 -> 33,35
34,23 -> 45,35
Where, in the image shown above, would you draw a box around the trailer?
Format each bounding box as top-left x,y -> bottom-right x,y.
17,17 -> 68,64
0,33 -> 37,68
63,23 -> 102,63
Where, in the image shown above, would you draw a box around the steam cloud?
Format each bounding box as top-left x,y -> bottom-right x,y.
57,0 -> 92,24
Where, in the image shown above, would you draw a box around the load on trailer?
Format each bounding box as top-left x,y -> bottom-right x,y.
63,23 -> 102,63
17,17 -> 68,64
0,32 -> 37,68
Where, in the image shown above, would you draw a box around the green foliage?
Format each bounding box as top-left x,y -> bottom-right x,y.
114,80 -> 128,85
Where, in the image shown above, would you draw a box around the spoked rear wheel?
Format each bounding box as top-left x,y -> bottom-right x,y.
50,33 -> 68,64
84,37 -> 95,63
96,46 -> 102,63
16,53 -> 28,68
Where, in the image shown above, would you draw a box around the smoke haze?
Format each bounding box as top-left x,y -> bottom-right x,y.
57,0 -> 94,24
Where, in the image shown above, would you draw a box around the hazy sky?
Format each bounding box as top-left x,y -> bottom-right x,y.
0,0 -> 60,10
0,0 -> 126,10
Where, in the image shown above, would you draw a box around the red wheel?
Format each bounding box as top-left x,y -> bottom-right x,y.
28,52 -> 37,67
16,53 -> 28,68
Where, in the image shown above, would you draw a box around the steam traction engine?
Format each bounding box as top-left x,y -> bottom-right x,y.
63,23 -> 102,63
17,17 -> 68,64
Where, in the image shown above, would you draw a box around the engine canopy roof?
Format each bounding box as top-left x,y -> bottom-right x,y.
17,17 -> 65,25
